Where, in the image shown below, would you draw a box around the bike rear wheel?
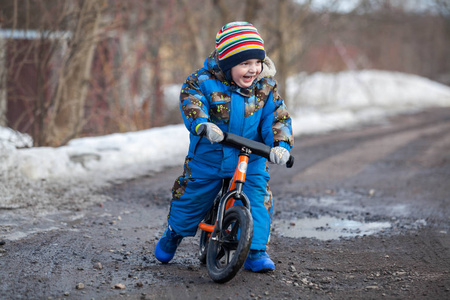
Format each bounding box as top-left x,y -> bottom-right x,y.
198,196 -> 221,264
198,230 -> 209,264
206,205 -> 253,283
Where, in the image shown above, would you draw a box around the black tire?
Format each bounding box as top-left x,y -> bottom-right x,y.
206,205 -> 253,283
198,230 -> 209,264
198,201 -> 218,264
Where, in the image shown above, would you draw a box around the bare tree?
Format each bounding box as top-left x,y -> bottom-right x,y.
244,0 -> 260,22
47,0 -> 104,146
1,0 -> 107,146
275,0 -> 289,99
178,0 -> 206,67
0,13 -> 6,127
213,0 -> 232,25
261,0 -> 318,103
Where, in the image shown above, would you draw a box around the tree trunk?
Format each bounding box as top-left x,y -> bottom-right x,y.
46,0 -> 103,146
244,0 -> 259,22
179,0 -> 205,66
0,33 -> 6,127
151,48 -> 165,128
277,0 -> 288,104
213,0 -> 232,25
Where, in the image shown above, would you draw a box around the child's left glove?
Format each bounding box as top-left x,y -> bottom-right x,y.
270,146 -> 290,165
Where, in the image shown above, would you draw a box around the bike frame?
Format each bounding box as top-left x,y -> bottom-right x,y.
198,146 -> 252,235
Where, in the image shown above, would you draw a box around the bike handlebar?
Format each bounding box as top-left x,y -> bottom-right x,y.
198,125 -> 294,168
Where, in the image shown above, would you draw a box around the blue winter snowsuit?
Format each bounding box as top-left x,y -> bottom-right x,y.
168,52 -> 294,251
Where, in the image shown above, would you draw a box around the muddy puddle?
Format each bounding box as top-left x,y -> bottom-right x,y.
274,215 -> 391,240
0,210 -> 86,241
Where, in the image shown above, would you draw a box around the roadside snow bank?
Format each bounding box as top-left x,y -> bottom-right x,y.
288,70 -> 450,109
287,70 -> 450,135
2,124 -> 188,182
0,127 -> 33,148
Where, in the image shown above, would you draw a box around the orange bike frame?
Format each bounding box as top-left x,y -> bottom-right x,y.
198,149 -> 250,233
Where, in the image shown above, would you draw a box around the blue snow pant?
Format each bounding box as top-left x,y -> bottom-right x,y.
168,157 -> 273,251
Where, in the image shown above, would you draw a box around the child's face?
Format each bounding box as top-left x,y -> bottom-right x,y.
230,59 -> 262,88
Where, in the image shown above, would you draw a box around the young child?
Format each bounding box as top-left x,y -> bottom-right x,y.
155,21 -> 294,272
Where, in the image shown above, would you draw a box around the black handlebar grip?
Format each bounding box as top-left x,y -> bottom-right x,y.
286,155 -> 294,168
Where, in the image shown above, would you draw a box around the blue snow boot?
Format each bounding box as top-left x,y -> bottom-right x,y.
244,250 -> 275,272
154,225 -> 183,263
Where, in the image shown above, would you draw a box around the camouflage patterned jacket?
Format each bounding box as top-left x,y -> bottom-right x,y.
179,51 -> 294,174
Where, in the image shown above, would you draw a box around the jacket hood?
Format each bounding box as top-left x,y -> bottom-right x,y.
205,50 -> 277,84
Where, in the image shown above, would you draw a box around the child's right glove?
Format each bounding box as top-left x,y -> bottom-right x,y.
196,122 -> 224,143
270,146 -> 290,165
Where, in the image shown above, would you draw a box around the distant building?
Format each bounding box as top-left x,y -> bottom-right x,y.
0,29 -> 70,132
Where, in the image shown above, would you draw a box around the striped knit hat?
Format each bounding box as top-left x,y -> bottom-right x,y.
215,21 -> 265,72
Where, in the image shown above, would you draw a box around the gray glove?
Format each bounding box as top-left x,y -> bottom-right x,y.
270,146 -> 290,165
196,122 -> 224,143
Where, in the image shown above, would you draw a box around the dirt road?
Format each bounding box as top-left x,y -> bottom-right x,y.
1,108 -> 449,299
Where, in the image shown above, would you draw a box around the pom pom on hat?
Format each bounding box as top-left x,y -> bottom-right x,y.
215,21 -> 265,72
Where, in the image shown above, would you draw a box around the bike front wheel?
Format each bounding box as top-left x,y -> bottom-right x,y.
206,205 -> 253,283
